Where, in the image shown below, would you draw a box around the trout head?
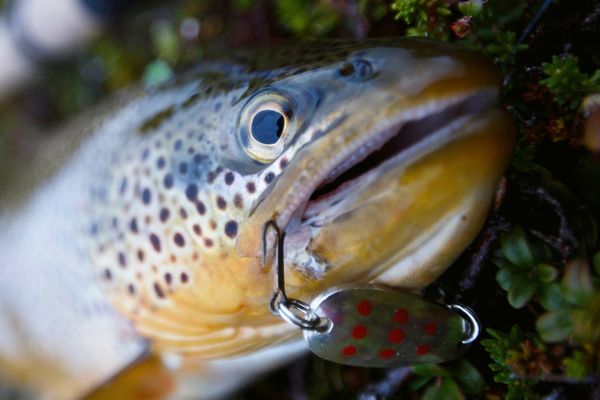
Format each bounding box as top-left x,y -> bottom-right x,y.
90,39 -> 514,357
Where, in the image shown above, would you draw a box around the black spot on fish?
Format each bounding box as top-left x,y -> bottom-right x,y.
179,162 -> 189,175
246,182 -> 256,193
159,208 -> 170,222
224,172 -> 234,185
142,188 -> 151,205
265,172 -> 275,184
181,272 -> 189,284
153,282 -> 165,299
186,184 -> 198,201
193,224 -> 202,236
129,218 -> 139,234
174,233 -> 185,247
157,157 -> 166,169
216,196 -> 227,210
164,174 -> 174,189
150,234 -> 161,252
118,252 -> 127,268
194,154 -> 207,164
196,201 -> 206,215
224,221 -> 238,238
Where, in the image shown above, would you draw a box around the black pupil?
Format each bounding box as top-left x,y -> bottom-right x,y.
251,110 -> 285,145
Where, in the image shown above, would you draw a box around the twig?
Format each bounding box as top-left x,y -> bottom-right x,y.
459,214 -> 511,293
522,186 -> 578,260
517,0 -> 554,45
357,367 -> 412,400
287,356 -> 309,400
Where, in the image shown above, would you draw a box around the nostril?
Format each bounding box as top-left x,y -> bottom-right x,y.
339,60 -> 375,82
339,63 -> 355,76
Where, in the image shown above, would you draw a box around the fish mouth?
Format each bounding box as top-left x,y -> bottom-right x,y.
237,86 -> 514,291
288,89 -> 498,230
279,88 -> 515,292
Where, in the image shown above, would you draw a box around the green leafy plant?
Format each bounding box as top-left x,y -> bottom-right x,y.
481,326 -> 539,399
485,31 -> 528,65
410,359 -> 484,399
391,0 -> 451,39
536,258 -> 600,343
541,55 -> 600,110
492,226 -> 560,309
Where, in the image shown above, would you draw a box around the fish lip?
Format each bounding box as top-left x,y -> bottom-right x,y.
288,88 -> 500,229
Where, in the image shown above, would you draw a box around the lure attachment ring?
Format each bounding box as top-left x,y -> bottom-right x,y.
447,304 -> 480,345
263,220 -> 325,331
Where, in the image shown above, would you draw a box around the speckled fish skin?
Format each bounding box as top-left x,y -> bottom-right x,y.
0,39 -> 515,399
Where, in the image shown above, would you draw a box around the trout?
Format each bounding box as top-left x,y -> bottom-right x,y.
0,39 -> 515,399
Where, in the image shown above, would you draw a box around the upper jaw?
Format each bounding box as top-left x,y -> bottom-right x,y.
237,86 -> 499,258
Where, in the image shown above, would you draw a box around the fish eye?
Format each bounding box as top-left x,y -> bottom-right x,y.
251,109 -> 286,145
240,93 -> 291,163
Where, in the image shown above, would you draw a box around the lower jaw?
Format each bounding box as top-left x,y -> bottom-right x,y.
284,109 -> 515,296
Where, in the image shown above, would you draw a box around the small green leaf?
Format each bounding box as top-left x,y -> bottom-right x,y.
458,0 -> 483,17
564,350 -> 592,379
409,374 -> 432,391
508,279 -> 537,308
449,359 -> 485,395
422,378 -> 465,400
536,310 -> 574,342
496,268 -> 515,291
501,227 -> 535,268
537,263 -> 558,283
537,282 -> 563,311
491,255 -> 515,270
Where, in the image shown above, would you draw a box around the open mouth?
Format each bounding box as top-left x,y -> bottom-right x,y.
299,89 -> 498,225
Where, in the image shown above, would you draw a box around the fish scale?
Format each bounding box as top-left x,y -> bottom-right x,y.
0,39 -> 515,399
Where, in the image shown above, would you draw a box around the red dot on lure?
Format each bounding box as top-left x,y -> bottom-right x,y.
357,300 -> 372,316
342,345 -> 357,356
351,325 -> 367,339
378,348 -> 396,359
393,308 -> 408,324
425,322 -> 437,336
388,328 -> 405,343
416,344 -> 430,355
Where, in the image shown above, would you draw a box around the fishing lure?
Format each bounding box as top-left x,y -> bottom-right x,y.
264,221 -> 480,368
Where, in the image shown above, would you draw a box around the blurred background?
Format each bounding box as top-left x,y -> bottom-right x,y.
1,1 -> 600,399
